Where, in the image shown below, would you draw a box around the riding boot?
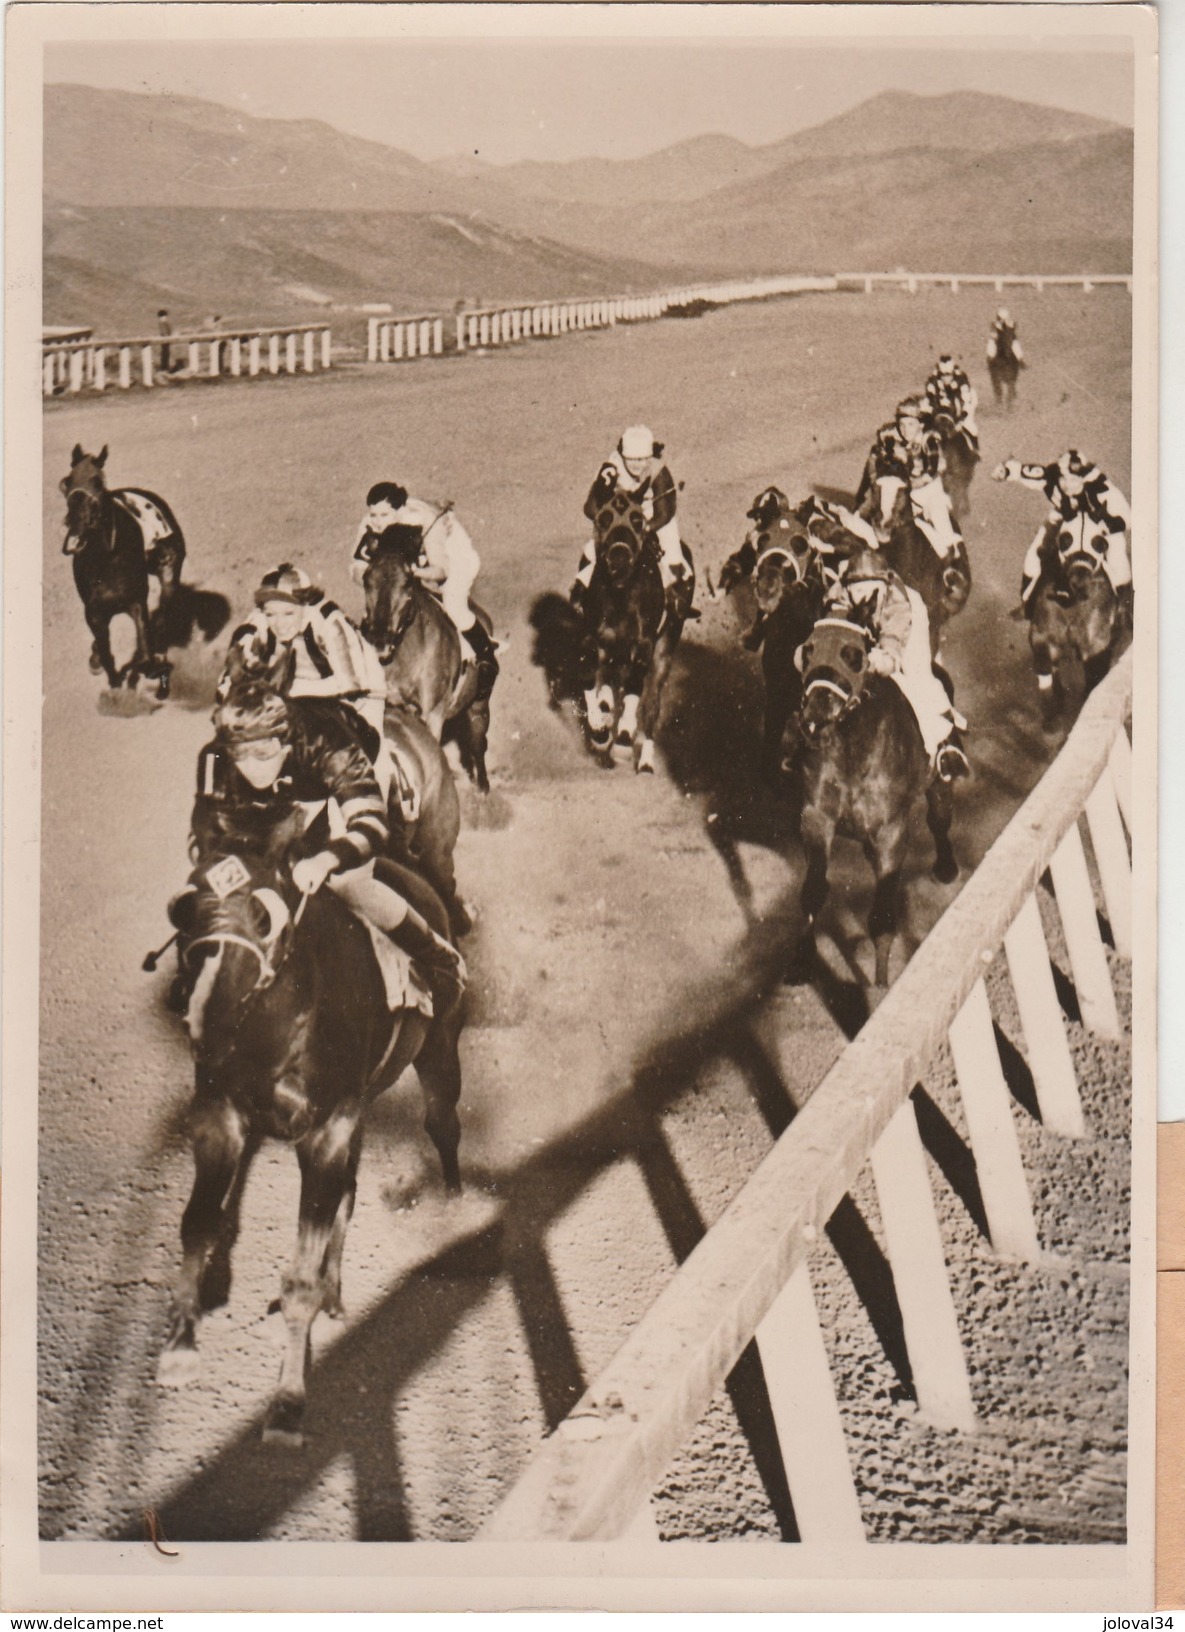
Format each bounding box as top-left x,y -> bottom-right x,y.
465,620 -> 500,702
387,905 -> 467,1014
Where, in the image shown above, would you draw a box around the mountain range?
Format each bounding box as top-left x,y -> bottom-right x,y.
43,82 -> 1133,337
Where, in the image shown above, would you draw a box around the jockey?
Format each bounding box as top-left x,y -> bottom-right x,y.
571,425 -> 694,611
860,397 -> 963,560
353,481 -> 498,696
219,563 -> 395,798
823,551 -> 970,782
986,308 -> 1024,366
924,355 -> 979,445
185,681 -> 464,1010
993,451 -> 1133,612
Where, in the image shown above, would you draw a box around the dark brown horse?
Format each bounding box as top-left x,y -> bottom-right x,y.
60,445 -> 185,695
792,617 -> 957,986
156,835 -> 463,1446
360,527 -> 493,793
987,325 -> 1023,409
383,702 -> 468,936
930,410 -> 979,529
860,475 -> 972,641
578,497 -> 677,774
1026,514 -> 1131,729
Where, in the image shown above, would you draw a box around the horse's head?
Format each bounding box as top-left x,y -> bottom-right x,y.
600,523 -> 646,591
870,473 -> 908,537
174,846 -> 302,1062
746,485 -> 792,533
797,617 -> 870,742
1058,521 -> 1109,600
60,443 -> 109,555
754,532 -> 811,614
360,523 -> 423,658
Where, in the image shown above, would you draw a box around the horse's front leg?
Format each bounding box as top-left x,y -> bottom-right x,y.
158,1099 -> 248,1386
1030,630 -> 1064,732
265,1112 -> 359,1446
632,632 -> 671,774
582,643 -> 616,755
866,824 -> 909,988
795,803 -> 835,974
761,621 -> 799,786
926,777 -> 958,886
128,598 -> 171,696
84,605 -> 120,689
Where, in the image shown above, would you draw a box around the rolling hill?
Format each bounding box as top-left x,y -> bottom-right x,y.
43,82 -> 1134,334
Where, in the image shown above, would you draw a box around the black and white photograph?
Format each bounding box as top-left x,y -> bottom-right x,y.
2,0 -> 1158,1612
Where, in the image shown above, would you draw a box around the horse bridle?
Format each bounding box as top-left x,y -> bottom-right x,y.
60,479 -> 108,556
182,884 -> 301,1017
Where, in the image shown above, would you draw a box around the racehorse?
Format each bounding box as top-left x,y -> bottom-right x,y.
578,490 -> 681,773
987,327 -> 1023,410
792,616 -> 957,986
360,526 -> 493,793
60,445 -> 186,696
1025,513 -> 1131,729
860,474 -> 972,640
155,833 -> 463,1446
930,409 -> 979,529
383,702 -> 468,936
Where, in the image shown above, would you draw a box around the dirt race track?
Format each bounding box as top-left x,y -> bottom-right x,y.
38,286 -> 1133,1544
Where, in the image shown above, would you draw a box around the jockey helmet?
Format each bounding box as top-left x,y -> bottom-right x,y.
1058,449 -> 1094,478
895,396 -> 925,424
843,549 -> 891,585
213,681 -> 292,746
936,354 -> 955,373
996,307 -> 1011,323
620,424 -> 661,460
255,562 -> 315,607
366,480 -> 409,511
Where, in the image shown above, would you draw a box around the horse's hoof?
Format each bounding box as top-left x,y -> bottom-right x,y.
156,672 -> 172,701
88,652 -> 104,675
156,1345 -> 201,1388
587,728 -> 612,753
636,740 -> 656,774
321,1294 -> 345,1322
263,1396 -> 306,1447
932,857 -> 959,886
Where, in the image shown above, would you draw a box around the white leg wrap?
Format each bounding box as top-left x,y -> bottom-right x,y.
1037,673 -> 1054,691
618,693 -> 640,740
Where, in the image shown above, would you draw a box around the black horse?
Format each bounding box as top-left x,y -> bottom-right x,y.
156,830 -> 463,1446
578,491 -> 684,774
931,410 -> 979,530
987,326 -> 1023,410
792,616 -> 957,987
859,474 -> 972,642
1025,514 -> 1131,729
60,445 -> 186,696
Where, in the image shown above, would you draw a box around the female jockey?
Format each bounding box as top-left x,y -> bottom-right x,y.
859,397 -> 963,561
571,425 -> 694,612
993,451 -> 1133,613
353,481 -> 498,694
822,551 -> 970,782
219,562 -> 394,797
184,681 -> 464,1010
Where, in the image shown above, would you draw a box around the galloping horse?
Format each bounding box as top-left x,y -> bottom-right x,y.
382,702 -> 468,936
930,409 -> 979,529
156,833 -> 463,1445
860,475 -> 972,642
1026,513 -> 1131,728
360,526 -> 493,793
792,616 -> 957,986
579,490 -> 679,773
60,445 -> 186,695
987,327 -> 1023,410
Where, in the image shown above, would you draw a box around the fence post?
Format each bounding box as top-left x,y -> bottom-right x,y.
947,978 -> 1041,1262
407,322 -> 418,358
69,350 -> 85,394
433,318 -> 443,354
322,328 -> 331,369
249,336 -> 261,376
208,341 -> 220,379
1085,777 -> 1132,957
188,341 -> 200,375
869,1100 -> 977,1432
119,347 -> 132,390
755,1261 -> 865,1543
268,334 -> 280,375
286,333 -> 298,374
303,331 -> 315,372
1048,820 -> 1121,1039
43,354 -> 54,396
1003,893 -> 1086,1138
367,318 -> 378,362
93,348 -> 107,392
230,337 -> 242,377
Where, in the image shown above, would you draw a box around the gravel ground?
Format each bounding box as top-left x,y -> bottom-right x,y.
37,286 -> 1133,1544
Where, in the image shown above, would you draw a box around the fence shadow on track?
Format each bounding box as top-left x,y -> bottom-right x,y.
109,887 -> 922,1544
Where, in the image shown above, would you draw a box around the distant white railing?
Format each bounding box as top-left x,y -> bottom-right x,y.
42,323 -> 333,396
482,652 -> 1133,1542
836,272 -> 1133,295
364,276 -> 839,364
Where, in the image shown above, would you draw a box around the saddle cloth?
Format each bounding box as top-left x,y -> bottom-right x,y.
361,917 -> 435,1018
113,489 -> 175,546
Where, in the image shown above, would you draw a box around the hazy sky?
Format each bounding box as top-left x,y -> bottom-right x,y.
45,35 -> 1133,165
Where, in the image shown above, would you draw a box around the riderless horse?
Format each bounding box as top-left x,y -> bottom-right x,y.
59,445 -> 186,696
360,525 -> 494,793
1025,512 -> 1131,729
577,487 -> 688,774
930,409 -> 979,530
791,615 -> 957,987
154,827 -> 463,1446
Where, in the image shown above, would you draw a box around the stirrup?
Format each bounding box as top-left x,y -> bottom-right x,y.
935,744 -> 971,782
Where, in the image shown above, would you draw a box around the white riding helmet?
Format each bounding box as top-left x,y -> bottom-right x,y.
620,424 -> 658,461
937,354 -> 955,373
996,307 -> 1011,323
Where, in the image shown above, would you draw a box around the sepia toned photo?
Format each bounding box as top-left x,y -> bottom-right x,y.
2,1 -> 1158,1612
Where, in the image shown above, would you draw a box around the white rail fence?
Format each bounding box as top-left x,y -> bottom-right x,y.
367,276 -> 838,363
482,652 -> 1133,1542
42,323 -> 332,397
836,272 -> 1133,296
